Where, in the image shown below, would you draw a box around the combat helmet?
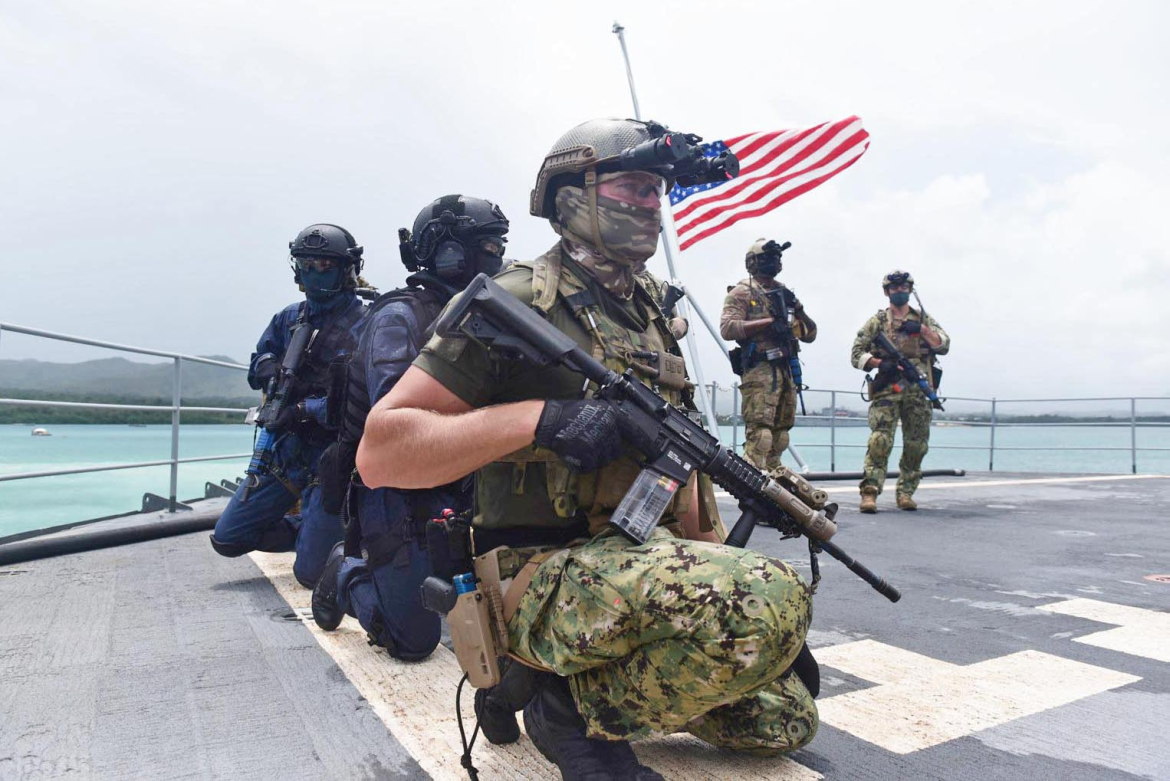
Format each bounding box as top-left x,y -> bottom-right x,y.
400,195 -> 509,284
882,270 -> 914,290
529,118 -> 739,219
745,237 -> 790,276
288,223 -> 364,290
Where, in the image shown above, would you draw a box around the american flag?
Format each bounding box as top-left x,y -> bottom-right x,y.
669,116 -> 870,251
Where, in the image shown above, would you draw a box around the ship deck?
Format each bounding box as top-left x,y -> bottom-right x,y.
1,472 -> 1168,780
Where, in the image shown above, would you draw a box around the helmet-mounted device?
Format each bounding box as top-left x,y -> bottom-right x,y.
882,270 -> 914,290
399,195 -> 509,283
530,118 -> 740,218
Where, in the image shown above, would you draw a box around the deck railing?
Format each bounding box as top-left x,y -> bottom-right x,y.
705,383 -> 1170,475
3,320 -> 1168,522
0,323 -> 251,511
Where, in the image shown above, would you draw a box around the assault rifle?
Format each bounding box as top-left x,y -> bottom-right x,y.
437,274 -> 901,603
762,285 -> 807,415
244,322 -> 316,491
870,330 -> 944,411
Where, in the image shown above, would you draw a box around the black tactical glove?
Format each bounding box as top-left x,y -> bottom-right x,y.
318,441 -> 357,515
898,320 -> 922,335
265,403 -> 301,435
253,354 -> 279,387
534,399 -> 624,473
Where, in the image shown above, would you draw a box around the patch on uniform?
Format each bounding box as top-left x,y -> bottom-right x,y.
422,329 -> 468,362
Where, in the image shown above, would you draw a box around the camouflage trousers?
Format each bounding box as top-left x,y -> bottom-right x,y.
507,527 -> 818,755
740,361 -> 798,471
861,389 -> 933,497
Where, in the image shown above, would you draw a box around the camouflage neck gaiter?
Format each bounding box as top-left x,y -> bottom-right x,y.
554,185 -> 660,299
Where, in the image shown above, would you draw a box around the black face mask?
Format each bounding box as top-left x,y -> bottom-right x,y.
756,255 -> 781,277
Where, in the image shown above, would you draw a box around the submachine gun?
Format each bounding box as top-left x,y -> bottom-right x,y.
869,330 -> 945,411
436,273 -> 902,604
243,321 -> 316,492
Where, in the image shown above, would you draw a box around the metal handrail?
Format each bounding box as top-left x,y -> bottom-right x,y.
0,322 -> 251,510
0,322 -> 246,369
709,382 -> 1170,476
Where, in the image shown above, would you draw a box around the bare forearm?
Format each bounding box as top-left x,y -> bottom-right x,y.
357,400 -> 544,489
921,326 -> 943,348
740,318 -> 775,338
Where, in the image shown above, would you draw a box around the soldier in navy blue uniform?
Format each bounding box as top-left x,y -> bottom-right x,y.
210,224 -> 368,587
310,196 -> 509,660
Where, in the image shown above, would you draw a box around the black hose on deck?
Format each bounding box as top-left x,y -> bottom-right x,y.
0,509 -> 222,566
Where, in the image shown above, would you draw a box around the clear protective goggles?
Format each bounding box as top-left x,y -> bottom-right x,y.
294,256 -> 339,273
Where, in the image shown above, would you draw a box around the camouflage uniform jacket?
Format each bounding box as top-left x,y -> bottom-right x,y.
720,277 -> 817,359
851,307 -> 950,398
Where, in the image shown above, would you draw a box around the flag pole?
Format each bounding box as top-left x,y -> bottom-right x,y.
612,21 -> 722,437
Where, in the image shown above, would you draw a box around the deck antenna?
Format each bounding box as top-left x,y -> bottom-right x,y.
611,21 -> 720,436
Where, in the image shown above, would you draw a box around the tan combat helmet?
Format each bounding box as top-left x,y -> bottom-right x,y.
882,270 -> 914,290
745,238 -> 770,274
529,118 -> 670,219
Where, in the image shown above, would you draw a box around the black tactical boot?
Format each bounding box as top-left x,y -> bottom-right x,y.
475,660 -> 549,745
311,542 -> 346,631
789,642 -> 820,698
523,676 -> 663,781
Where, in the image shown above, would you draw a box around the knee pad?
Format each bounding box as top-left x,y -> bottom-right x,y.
208,534 -> 252,558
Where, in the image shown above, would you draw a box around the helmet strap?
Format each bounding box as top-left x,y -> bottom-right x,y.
584,169 -> 605,254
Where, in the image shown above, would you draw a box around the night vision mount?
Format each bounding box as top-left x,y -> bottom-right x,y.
615,121 -> 740,188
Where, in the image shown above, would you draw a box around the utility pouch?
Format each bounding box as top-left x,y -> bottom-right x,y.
729,346 -> 744,376
657,352 -> 688,391
932,364 -> 943,390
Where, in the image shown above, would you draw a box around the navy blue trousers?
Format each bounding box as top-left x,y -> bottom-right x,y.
336,539 -> 439,661
213,435 -> 343,587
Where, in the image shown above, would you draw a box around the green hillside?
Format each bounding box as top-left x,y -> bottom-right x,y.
0,357 -> 257,423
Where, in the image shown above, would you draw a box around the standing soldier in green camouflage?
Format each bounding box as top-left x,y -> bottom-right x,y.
357,119 -> 818,780
851,270 -> 950,513
721,239 -> 817,470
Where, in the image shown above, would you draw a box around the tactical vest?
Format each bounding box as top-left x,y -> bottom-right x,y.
477,246 -> 701,537
296,297 -> 367,399
875,308 -> 937,390
336,286 -> 447,451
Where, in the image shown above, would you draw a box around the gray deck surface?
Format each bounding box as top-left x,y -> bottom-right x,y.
1,472 -> 1167,780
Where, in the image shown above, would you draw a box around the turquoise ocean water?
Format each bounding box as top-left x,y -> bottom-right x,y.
2,421 -> 1168,539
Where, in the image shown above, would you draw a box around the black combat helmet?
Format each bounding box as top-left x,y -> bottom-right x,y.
400,195 -> 509,284
288,224 -> 365,292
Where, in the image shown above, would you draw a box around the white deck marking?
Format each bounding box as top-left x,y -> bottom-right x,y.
815,639 -> 1139,754
1038,598 -> 1170,663
249,552 -> 821,781
713,473 -> 1170,500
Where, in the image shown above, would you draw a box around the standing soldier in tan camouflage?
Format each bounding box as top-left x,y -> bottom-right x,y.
851,270 -> 950,512
720,238 -> 817,470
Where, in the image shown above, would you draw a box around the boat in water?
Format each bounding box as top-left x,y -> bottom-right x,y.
30,427 -> 50,436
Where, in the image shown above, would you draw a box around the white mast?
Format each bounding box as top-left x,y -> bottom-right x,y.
611,21 -> 721,436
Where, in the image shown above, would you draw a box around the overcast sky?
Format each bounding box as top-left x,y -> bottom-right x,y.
2,0 -> 1166,410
